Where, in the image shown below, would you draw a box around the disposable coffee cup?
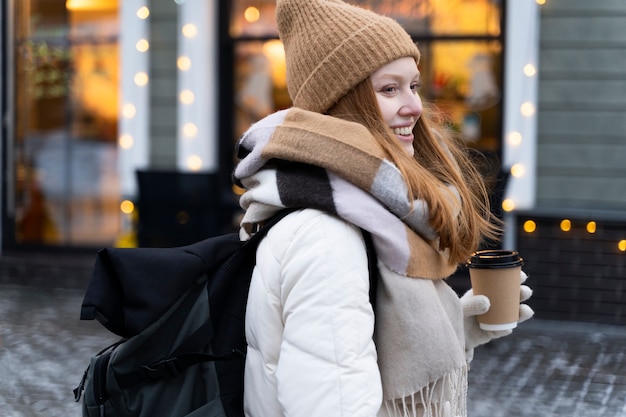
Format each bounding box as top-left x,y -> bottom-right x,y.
467,250 -> 524,331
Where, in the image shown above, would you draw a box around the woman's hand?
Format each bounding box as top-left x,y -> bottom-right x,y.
461,271 -> 534,363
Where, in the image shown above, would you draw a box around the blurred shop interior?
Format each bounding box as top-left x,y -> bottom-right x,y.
6,0 -> 508,250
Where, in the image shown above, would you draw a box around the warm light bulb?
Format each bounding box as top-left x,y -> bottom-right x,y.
618,240 -> 626,252
182,23 -> 197,38
560,219 -> 572,232
180,90 -> 195,104
507,131 -> 522,146
511,164 -> 525,178
134,72 -> 149,86
502,199 -> 515,212
183,123 -> 198,138
586,221 -> 597,234
136,6 -> 150,19
177,56 -> 191,71
136,39 -> 149,52
244,6 -> 260,23
521,102 -> 536,117
122,104 -> 137,119
523,220 -> 537,233
119,134 -> 134,149
187,155 -> 203,171
524,64 -> 537,77
120,200 -> 135,214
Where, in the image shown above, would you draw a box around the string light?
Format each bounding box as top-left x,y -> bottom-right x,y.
183,123 -> 198,138
524,64 -> 537,77
523,220 -> 537,233
187,155 -> 203,171
122,103 -> 136,118
586,221 -> 597,234
179,89 -> 195,104
502,198 -> 515,212
177,56 -> 191,71
560,219 -> 572,232
520,102 -> 536,117
136,6 -> 149,19
507,131 -> 522,146
244,6 -> 260,23
136,39 -> 149,52
182,23 -> 197,38
120,200 -> 135,214
119,134 -> 134,149
134,72 -> 149,86
511,163 -> 525,178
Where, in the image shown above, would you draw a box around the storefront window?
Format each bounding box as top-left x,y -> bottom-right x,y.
12,0 -> 119,247
229,0 -> 503,155
230,0 -> 501,38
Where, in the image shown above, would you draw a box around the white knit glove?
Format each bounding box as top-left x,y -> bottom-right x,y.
462,271 -> 534,363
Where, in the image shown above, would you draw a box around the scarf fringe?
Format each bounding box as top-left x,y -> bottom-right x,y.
382,365 -> 468,417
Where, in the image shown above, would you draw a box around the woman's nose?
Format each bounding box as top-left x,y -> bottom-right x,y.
400,91 -> 422,117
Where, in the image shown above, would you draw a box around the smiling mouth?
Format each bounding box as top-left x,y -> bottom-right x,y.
392,126 -> 413,136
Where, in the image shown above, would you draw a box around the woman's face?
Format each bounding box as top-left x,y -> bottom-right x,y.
370,57 -> 422,156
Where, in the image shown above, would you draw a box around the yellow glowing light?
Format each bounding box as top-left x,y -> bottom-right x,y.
177,56 -> 192,71
536,0 -> 546,5
180,90 -> 195,104
122,104 -> 137,119
511,163 -> 525,178
66,0 -> 117,11
502,199 -> 515,212
136,39 -> 149,52
524,64 -> 537,77
262,40 -> 288,88
244,6 -> 260,23
187,155 -> 203,171
586,221 -> 597,234
523,220 -> 537,233
134,72 -> 149,86
183,123 -> 198,138
182,23 -> 197,38
120,200 -> 135,214
507,131 -> 522,147
521,102 -> 536,117
560,219 -> 572,232
119,134 -> 134,149
136,6 -> 150,19
618,240 -> 626,252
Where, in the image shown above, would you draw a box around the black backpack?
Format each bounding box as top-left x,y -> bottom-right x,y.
73,210 -> 377,417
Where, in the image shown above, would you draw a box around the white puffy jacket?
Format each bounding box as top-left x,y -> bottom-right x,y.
243,208 -> 382,417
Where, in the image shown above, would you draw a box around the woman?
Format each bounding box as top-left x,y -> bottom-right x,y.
233,0 -> 533,416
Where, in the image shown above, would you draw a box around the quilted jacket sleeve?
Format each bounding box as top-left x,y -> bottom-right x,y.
244,209 -> 382,417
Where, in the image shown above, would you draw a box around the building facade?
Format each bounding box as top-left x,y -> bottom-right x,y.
13,0 -> 626,325
3,0 -> 536,250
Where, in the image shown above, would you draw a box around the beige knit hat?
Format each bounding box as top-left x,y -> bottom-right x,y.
276,0 -> 421,114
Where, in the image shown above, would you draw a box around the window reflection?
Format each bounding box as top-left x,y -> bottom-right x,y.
13,0 -> 120,246
230,0 -> 501,37
231,0 -> 503,153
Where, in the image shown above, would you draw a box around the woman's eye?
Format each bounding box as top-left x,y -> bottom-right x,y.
383,86 -> 397,93
411,82 -> 422,92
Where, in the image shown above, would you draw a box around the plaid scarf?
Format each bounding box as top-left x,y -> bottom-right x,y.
234,107 -> 459,280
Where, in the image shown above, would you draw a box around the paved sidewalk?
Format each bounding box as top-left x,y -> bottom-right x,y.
0,284 -> 625,416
